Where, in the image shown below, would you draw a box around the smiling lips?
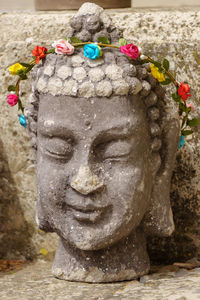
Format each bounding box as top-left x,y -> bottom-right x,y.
68,203 -> 105,223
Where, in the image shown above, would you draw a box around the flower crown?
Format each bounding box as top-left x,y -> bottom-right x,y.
7,37 -> 200,149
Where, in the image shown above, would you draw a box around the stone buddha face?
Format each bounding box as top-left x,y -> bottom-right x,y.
36,94 -> 154,250
26,2 -> 180,282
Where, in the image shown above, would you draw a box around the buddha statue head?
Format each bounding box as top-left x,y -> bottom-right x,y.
25,3 -> 179,282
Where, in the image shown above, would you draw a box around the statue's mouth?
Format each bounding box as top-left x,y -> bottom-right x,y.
68,204 -> 105,222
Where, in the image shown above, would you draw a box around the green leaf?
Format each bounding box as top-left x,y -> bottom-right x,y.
19,74 -> 28,80
152,60 -> 161,68
179,102 -> 187,113
17,69 -> 24,75
18,98 -> 24,113
151,60 -> 163,72
46,49 -> 55,54
181,130 -> 193,136
74,45 -> 84,49
162,58 -> 170,71
23,65 -> 35,74
160,78 -> 172,85
8,85 -> 16,92
97,36 -> 111,44
70,36 -> 82,43
187,118 -> 200,127
118,38 -> 127,46
28,65 -> 35,71
140,59 -> 149,64
172,92 -> 181,102
20,63 -> 32,68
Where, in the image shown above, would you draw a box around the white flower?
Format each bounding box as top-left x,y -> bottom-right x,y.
52,39 -> 74,55
140,54 -> 147,60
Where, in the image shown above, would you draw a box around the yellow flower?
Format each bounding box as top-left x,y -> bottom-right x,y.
9,63 -> 26,76
150,64 -> 165,82
40,248 -> 48,256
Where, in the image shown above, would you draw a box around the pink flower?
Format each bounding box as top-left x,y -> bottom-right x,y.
7,94 -> 18,106
186,103 -> 194,112
120,44 -> 139,60
52,39 -> 74,55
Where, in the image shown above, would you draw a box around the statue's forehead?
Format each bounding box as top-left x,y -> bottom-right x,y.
38,95 -> 146,135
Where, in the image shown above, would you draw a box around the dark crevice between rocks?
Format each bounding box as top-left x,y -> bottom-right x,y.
0,138 -> 36,261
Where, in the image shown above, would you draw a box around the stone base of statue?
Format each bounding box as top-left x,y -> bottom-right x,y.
52,229 -> 149,282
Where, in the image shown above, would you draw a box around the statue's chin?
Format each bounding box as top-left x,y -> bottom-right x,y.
60,233 -> 118,251
60,225 -> 137,251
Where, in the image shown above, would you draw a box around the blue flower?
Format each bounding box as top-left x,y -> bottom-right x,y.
19,114 -> 27,128
178,135 -> 185,149
83,44 -> 100,60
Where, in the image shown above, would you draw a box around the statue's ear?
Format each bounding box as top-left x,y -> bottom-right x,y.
142,116 -> 180,237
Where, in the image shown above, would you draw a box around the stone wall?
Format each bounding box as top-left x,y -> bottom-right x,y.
0,7 -> 200,263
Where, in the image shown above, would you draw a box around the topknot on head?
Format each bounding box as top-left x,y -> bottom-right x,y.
69,2 -> 121,43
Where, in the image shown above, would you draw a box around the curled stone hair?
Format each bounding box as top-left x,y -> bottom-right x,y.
68,2 -> 122,43
25,2 -> 180,238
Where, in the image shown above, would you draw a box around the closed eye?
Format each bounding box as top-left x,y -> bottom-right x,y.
40,137 -> 74,161
95,139 -> 132,161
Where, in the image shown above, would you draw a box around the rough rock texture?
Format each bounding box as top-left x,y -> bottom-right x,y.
0,261 -> 200,299
0,7 -> 200,268
0,138 -> 35,259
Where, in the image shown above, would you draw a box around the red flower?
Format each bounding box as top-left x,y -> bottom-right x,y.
32,46 -> 47,64
120,44 -> 139,60
178,82 -> 191,101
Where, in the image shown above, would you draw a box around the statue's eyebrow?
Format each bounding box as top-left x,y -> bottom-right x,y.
93,121 -> 139,144
37,120 -> 75,138
38,117 -> 141,140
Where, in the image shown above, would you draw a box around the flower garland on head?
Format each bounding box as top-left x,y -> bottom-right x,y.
6,37 -> 200,148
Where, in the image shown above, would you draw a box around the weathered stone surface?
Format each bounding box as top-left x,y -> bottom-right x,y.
105,64 -> 123,80
96,80 -> 113,96
0,138 -> 35,259
63,79 -> 78,96
72,67 -> 87,82
78,81 -> 95,98
47,77 -> 63,96
57,66 -> 72,80
88,68 -> 105,82
0,7 -> 199,268
113,79 -> 129,95
71,166 -> 104,195
0,261 -> 200,299
44,65 -> 55,77
71,55 -> 85,67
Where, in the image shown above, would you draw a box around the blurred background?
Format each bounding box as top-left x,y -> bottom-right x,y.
0,0 -> 200,10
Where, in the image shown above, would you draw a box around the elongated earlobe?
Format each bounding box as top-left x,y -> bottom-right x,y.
142,117 -> 180,237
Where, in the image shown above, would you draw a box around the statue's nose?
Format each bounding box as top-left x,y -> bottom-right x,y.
70,165 -> 104,195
